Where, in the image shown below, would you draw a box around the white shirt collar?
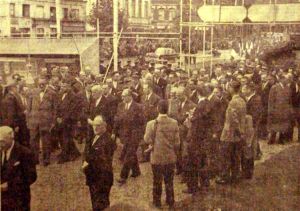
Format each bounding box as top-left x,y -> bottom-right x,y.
2,141 -> 14,164
158,113 -> 168,119
247,93 -> 255,102
126,100 -> 133,110
92,135 -> 100,146
95,96 -> 102,107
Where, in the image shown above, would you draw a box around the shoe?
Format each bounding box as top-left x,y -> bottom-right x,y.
131,173 -> 141,178
152,202 -> 162,209
139,159 -> 148,163
117,178 -> 126,185
182,188 -> 199,194
215,178 -> 229,185
69,153 -> 81,161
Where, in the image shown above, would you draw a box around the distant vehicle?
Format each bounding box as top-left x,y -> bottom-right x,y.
146,47 -> 178,62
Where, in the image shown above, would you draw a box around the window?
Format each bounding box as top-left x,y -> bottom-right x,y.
37,28 -> 44,38
70,9 -> 79,20
10,3 -> 15,17
158,9 -> 165,21
50,28 -> 57,38
144,2 -> 149,17
169,9 -> 176,21
50,7 -> 56,20
63,8 -> 68,19
36,6 -> 44,18
164,10 -> 169,20
22,4 -> 30,17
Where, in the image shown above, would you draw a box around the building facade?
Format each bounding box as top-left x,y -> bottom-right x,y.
119,0 -> 152,30
151,0 -> 179,31
0,0 -> 87,37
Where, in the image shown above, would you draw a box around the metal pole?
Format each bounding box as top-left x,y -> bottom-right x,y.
180,0 -> 183,68
113,0 -> 119,73
210,26 -> 213,78
55,0 -> 61,38
188,0 -> 192,76
203,26 -> 205,68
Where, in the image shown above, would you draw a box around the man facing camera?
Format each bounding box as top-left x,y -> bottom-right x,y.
82,116 -> 116,211
1,126 -> 37,211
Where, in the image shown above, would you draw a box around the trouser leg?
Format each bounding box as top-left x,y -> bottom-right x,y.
163,164 -> 175,206
268,132 -> 276,144
30,129 -> 40,164
40,130 -> 51,164
89,184 -> 111,211
220,142 -> 232,181
130,145 -> 140,176
231,142 -> 241,182
151,165 -> 163,205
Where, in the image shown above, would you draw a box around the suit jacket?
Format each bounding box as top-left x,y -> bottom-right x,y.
114,101 -> 145,145
144,115 -> 180,165
177,99 -> 196,125
57,90 -> 79,126
1,92 -> 26,129
27,86 -> 58,131
246,93 -> 263,128
1,142 -> 37,210
141,92 -> 161,121
83,132 -> 116,186
208,94 -> 226,136
267,83 -> 293,132
221,94 -> 247,142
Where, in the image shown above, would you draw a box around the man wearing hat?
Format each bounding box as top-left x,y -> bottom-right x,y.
216,80 -> 246,185
113,89 -> 146,185
1,79 -> 30,147
27,77 -> 58,166
83,115 -> 116,211
0,126 -> 37,211
99,60 -> 106,75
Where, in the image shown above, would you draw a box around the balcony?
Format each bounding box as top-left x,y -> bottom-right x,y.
10,17 -> 32,27
128,17 -> 151,26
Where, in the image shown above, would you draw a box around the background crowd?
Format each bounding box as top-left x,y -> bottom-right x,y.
0,49 -> 300,210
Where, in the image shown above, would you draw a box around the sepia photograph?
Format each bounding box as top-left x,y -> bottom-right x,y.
0,0 -> 299,210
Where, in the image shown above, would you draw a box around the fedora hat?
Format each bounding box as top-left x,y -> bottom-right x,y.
88,115 -> 106,126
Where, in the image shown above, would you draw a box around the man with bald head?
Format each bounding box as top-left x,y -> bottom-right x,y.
113,89 -> 145,185
0,126 -> 37,211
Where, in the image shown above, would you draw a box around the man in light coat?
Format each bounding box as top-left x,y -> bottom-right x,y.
216,80 -> 246,185
144,100 -> 180,209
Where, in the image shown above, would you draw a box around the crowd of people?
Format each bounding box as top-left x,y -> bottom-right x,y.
0,50 -> 300,210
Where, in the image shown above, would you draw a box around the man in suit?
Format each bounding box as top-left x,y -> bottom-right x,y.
144,100 -> 180,209
56,82 -> 81,164
27,77 -> 58,166
183,92 -> 211,194
292,76 -> 300,142
1,81 -> 30,147
216,80 -> 246,185
268,74 -> 293,144
175,87 -> 196,176
259,75 -> 276,139
140,84 -> 161,162
1,126 -> 37,211
113,89 -> 146,185
207,87 -> 226,178
82,116 -> 116,211
241,83 -> 263,159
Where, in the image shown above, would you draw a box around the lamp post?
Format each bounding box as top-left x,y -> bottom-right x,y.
113,0 -> 119,72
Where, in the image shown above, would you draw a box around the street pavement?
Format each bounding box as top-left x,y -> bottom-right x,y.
31,137 -> 299,211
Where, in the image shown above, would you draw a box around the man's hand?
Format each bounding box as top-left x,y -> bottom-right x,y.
57,118 -> 62,124
77,121 -> 81,127
81,161 -> 89,170
1,182 -> 8,192
111,133 -> 116,140
14,126 -> 19,133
